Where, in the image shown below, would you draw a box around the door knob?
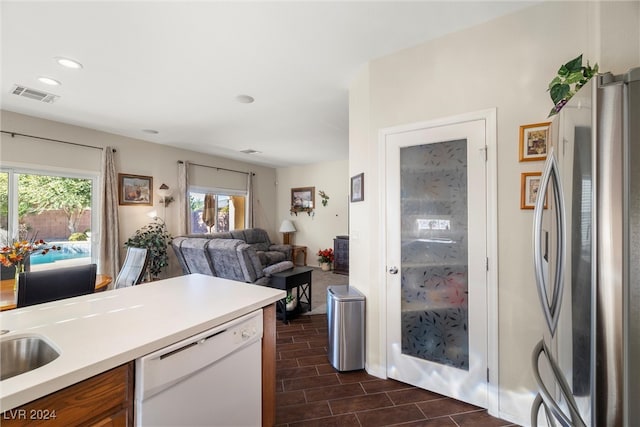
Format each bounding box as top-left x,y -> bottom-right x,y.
389,266 -> 398,274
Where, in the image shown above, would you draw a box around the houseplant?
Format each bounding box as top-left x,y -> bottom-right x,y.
125,217 -> 172,280
548,54 -> 598,117
317,248 -> 334,271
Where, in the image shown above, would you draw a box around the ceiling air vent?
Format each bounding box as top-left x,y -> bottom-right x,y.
240,149 -> 261,154
11,85 -> 59,103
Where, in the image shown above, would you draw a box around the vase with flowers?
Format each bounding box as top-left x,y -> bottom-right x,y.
0,239 -> 60,290
317,248 -> 334,271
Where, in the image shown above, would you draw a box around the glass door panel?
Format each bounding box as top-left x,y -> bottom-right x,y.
400,139 -> 469,369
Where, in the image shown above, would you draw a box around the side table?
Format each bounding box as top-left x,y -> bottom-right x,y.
269,266 -> 313,323
291,245 -> 308,266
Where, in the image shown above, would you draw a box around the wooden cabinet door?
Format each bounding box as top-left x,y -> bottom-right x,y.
1,363 -> 133,427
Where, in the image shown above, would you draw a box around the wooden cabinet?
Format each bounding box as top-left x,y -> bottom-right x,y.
333,236 -> 349,275
1,363 -> 134,427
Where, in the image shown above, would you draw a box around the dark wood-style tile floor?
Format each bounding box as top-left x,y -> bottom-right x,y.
275,314 -> 517,427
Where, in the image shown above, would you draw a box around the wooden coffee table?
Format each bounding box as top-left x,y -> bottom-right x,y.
269,266 -> 312,323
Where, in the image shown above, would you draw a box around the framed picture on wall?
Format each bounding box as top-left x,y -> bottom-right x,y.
520,172 -> 547,210
350,173 -> 364,202
291,187 -> 315,212
119,173 -> 153,206
519,122 -> 551,162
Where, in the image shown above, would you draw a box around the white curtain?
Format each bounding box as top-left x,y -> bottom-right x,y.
178,161 -> 190,235
247,172 -> 254,228
99,147 -> 119,285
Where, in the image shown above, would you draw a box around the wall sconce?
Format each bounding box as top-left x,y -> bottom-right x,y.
279,220 -> 296,245
158,183 -> 174,207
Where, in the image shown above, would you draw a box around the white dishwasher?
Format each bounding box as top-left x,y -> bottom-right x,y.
135,309 -> 263,426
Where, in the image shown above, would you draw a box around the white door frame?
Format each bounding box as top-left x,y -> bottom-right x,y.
377,108 -> 499,415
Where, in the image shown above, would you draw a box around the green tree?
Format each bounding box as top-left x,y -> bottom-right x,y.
18,174 -> 92,234
0,173 -> 8,229
190,194 -> 204,211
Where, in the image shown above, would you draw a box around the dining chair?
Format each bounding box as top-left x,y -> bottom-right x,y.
114,247 -> 150,289
17,263 -> 97,308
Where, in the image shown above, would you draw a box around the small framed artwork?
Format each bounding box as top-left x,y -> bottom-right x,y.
119,173 -> 153,206
520,172 -> 547,210
291,187 -> 315,211
519,122 -> 551,162
350,173 -> 364,202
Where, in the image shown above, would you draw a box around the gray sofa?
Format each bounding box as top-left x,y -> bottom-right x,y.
171,232 -> 293,286
180,228 -> 292,266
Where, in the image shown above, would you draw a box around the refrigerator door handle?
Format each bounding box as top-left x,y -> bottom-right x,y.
531,339 -> 587,427
533,148 -> 566,336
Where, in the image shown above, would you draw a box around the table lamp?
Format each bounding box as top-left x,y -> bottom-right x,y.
279,220 -> 296,245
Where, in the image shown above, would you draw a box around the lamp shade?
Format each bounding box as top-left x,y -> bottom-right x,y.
158,183 -> 171,198
279,220 -> 296,233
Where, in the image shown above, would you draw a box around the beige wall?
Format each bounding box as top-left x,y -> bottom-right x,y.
348,1 -> 639,425
275,160 -> 349,265
0,110 -> 278,278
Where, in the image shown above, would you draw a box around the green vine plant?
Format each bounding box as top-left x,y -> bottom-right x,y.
548,54 -> 598,117
318,190 -> 329,207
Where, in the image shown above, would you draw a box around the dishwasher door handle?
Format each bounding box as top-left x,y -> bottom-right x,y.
159,329 -> 226,360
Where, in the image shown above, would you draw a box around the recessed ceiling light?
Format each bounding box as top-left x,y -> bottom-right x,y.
38,76 -> 61,86
142,129 -> 159,134
236,94 -> 255,104
55,57 -> 83,69
240,149 -> 261,154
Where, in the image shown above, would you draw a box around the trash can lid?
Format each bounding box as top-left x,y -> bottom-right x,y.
327,285 -> 365,301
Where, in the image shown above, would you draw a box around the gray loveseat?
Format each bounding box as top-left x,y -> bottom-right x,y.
171,230 -> 293,286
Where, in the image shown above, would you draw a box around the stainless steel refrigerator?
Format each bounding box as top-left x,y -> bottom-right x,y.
530,66 -> 639,427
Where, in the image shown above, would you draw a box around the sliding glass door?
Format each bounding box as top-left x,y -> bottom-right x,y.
1,168 -> 98,271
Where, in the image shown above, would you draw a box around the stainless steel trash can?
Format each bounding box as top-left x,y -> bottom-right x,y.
327,285 -> 365,371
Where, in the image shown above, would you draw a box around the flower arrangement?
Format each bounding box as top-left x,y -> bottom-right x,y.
317,248 -> 334,264
1,239 -> 60,288
0,239 -> 60,269
548,54 -> 598,117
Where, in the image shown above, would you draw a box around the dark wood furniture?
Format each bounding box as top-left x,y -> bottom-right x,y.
262,303 -> 277,427
269,267 -> 313,323
1,362 -> 134,426
333,236 -> 349,275
291,245 -> 307,266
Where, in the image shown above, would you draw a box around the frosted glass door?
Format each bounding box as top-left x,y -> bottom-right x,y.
386,119 -> 488,408
400,139 -> 469,369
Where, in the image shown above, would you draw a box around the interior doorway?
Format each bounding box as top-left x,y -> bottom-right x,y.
380,109 -> 498,410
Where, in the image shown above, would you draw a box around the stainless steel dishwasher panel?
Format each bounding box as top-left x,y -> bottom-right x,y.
136,309 -> 263,426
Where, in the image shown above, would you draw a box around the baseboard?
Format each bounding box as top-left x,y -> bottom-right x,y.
495,388 -> 537,427
364,362 -> 387,380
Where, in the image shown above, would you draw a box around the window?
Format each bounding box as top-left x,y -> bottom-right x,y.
189,188 -> 247,234
0,168 -> 98,271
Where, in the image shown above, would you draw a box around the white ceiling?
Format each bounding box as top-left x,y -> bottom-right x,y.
1,1 -> 535,168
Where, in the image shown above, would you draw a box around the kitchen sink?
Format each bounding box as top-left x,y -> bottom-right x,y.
1,335 -> 60,381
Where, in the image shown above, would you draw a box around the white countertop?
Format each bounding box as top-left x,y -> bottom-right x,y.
0,273 -> 285,411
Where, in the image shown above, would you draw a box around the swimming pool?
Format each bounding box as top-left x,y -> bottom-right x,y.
30,242 -> 91,265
